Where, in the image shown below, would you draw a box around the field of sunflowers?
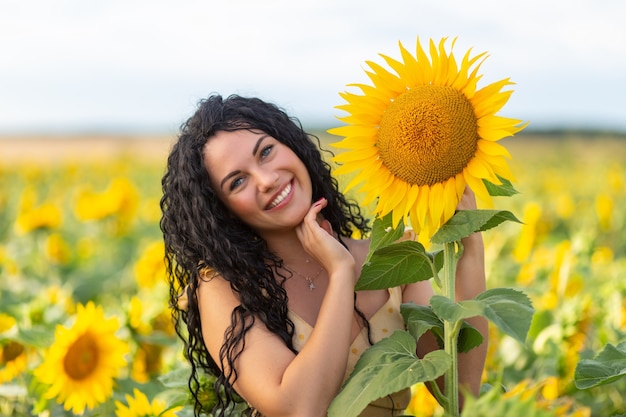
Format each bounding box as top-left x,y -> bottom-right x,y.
0,131 -> 624,416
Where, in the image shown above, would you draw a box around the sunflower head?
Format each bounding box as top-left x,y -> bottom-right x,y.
34,301 -> 129,414
329,37 -> 526,241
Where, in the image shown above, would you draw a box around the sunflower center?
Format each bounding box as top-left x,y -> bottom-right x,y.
2,341 -> 24,362
64,333 -> 99,380
377,85 -> 478,186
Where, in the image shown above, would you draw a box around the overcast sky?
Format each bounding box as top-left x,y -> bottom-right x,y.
1,0 -> 625,133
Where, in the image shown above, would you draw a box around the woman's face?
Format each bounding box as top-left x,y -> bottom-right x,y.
203,129 -> 313,235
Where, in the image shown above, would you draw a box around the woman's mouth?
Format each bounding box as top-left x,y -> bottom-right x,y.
266,181 -> 292,210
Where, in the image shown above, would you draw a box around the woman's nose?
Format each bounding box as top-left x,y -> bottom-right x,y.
256,169 -> 279,192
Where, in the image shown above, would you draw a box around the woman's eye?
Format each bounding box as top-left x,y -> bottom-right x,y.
260,144 -> 273,158
230,177 -> 244,190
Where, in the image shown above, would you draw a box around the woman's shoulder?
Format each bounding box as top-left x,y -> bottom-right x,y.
196,268 -> 240,308
344,236 -> 370,264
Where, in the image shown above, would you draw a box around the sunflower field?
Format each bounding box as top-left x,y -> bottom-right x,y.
0,132 -> 624,416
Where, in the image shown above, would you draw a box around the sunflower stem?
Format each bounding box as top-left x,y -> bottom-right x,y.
430,255 -> 443,289
442,241 -> 460,417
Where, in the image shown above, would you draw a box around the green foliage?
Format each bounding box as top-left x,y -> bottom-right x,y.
460,386 -> 559,417
483,176 -> 519,197
401,303 -> 483,354
366,211 -> 407,257
431,288 -> 534,344
331,208 -> 528,417
328,331 -> 450,417
431,210 -> 521,245
357,241 -> 441,291
575,342 -> 626,389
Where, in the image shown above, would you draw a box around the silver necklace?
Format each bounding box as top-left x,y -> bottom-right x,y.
290,263 -> 323,291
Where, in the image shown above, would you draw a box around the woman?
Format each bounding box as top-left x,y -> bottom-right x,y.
160,94 -> 487,417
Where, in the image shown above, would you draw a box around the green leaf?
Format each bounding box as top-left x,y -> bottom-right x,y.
328,331 -> 450,417
401,303 -> 483,353
356,241 -> 435,291
158,367 -> 192,389
483,176 -> 519,197
401,303 -> 444,342
431,288 -> 534,344
575,342 -> 626,389
367,212 -> 406,260
431,210 -> 521,244
475,288 -> 534,343
457,321 -> 483,353
16,325 -> 55,348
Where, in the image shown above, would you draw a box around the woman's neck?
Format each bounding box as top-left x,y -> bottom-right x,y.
261,229 -> 312,263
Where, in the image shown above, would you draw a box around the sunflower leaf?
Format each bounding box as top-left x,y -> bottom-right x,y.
356,241 -> 435,290
401,303 -> 483,353
574,342 -> 626,389
475,288 -> 534,343
16,325 -> 55,348
367,213 -> 405,261
401,303 -> 444,342
431,210 -> 521,244
328,331 -> 450,417
431,288 -> 533,344
483,176 -> 518,197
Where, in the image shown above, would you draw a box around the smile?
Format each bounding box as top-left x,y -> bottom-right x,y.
266,182 -> 292,209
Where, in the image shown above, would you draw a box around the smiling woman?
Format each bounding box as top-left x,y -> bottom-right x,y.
159,94 -> 487,417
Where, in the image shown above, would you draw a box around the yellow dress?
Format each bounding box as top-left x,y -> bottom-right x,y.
288,286 -> 411,417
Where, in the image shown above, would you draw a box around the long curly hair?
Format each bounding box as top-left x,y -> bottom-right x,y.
160,94 -> 370,416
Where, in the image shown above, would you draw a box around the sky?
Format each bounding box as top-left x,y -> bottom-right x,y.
1,0 -> 625,134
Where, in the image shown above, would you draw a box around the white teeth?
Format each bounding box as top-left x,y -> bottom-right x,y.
268,183 -> 292,209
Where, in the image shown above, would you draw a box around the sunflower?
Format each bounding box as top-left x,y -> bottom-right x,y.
329,37 -> 526,240
34,301 -> 129,414
0,340 -> 29,383
115,388 -> 181,417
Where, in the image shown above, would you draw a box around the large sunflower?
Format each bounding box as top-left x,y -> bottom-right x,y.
329,37 -> 526,240
34,302 -> 129,414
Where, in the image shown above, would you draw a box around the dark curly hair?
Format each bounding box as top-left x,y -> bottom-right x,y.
160,94 -> 371,416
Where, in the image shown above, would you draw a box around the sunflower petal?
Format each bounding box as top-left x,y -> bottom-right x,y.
477,138 -> 512,158
442,177 -> 459,224
464,167 -> 492,205
417,185 -> 430,230
403,185 -> 420,223
332,146 -> 378,163
428,182 -> 445,228
364,62 -> 405,96
414,37 -> 433,84
473,80 -> 515,118
328,124 -> 378,139
331,135 -> 377,150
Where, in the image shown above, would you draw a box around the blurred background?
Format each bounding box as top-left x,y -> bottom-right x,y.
1,1 -> 625,416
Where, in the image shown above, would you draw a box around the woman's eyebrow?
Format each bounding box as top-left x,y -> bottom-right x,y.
252,134 -> 269,156
220,170 -> 241,191
219,134 -> 270,191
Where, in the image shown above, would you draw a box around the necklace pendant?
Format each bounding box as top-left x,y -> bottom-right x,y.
307,280 -> 316,291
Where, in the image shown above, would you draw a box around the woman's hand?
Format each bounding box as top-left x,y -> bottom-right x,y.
457,186 -> 478,211
295,198 -> 355,283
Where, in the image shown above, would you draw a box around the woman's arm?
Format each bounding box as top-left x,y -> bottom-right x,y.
198,198 -> 357,417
